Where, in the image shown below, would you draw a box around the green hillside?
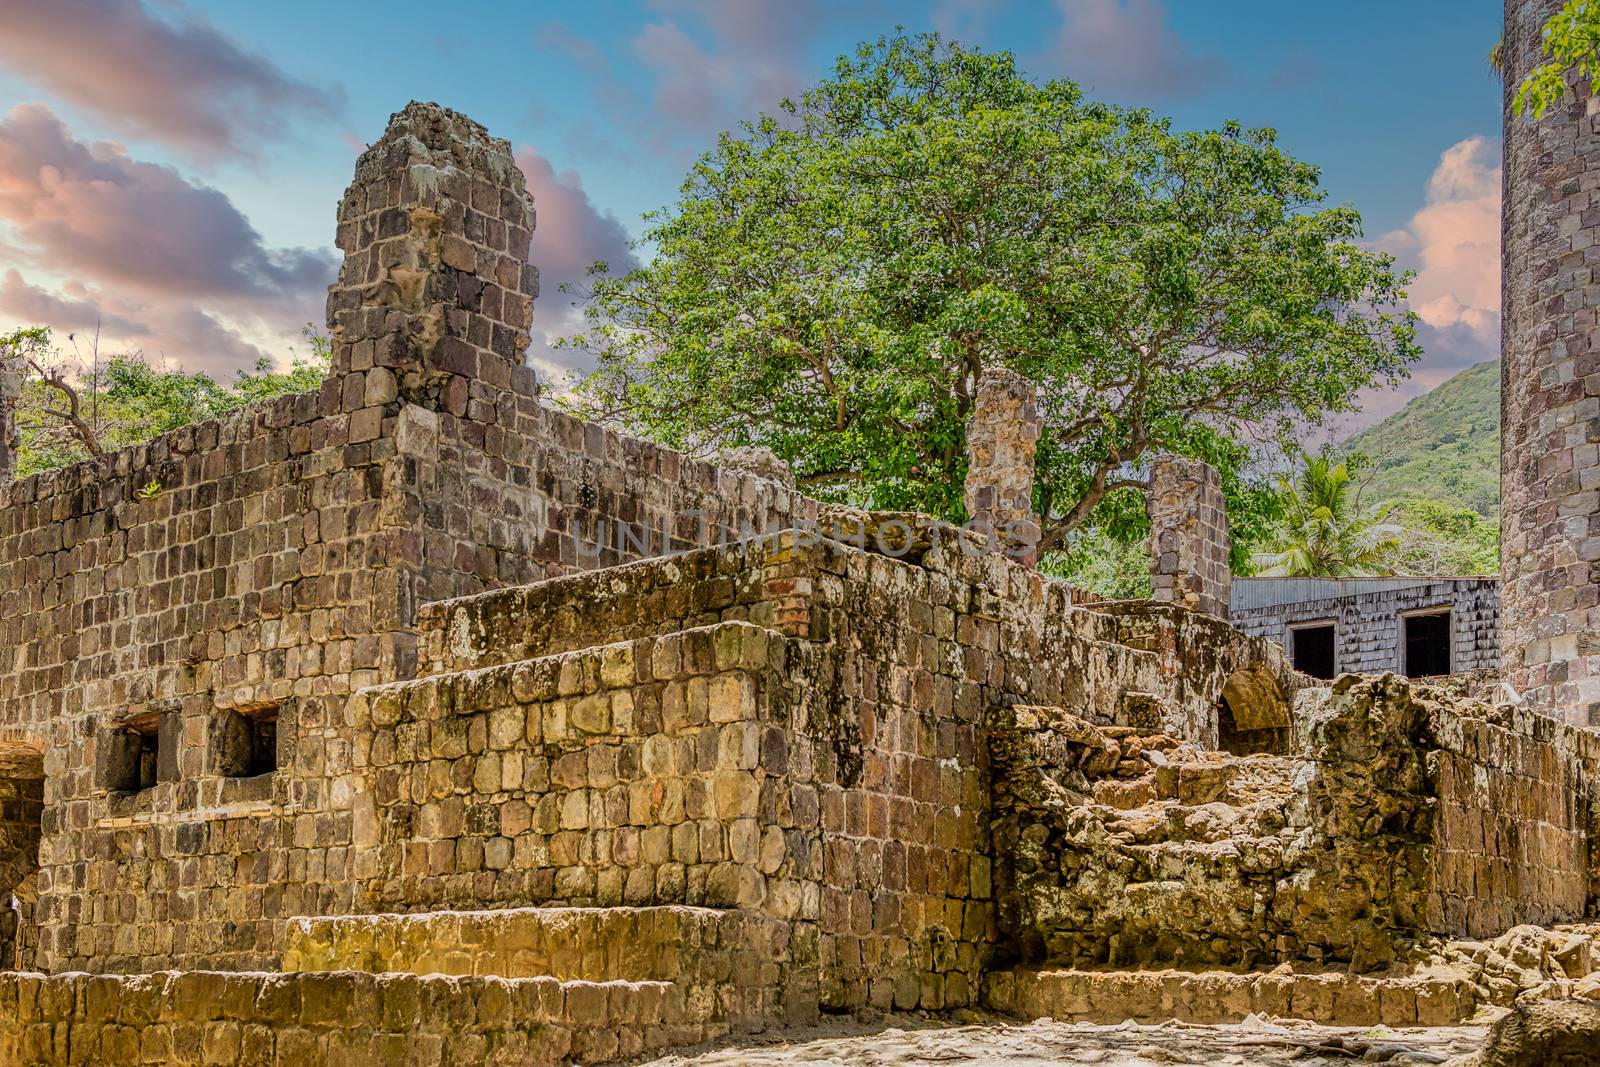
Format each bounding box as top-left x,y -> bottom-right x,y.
1344,359 -> 1500,518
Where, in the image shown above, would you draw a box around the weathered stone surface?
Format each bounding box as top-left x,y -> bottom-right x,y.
326,100 -> 539,411
1449,997 -> 1600,1066
990,673 -> 1599,974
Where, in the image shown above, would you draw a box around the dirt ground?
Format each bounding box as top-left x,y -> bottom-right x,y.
638,1014 -> 1487,1066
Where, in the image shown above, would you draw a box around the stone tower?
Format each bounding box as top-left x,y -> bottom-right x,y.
324,101 -> 540,419
1501,0 -> 1600,725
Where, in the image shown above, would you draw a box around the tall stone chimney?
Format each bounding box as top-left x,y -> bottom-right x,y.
1147,455 -> 1231,619
1500,0 -> 1600,725
324,101 -> 539,422
963,366 -> 1042,565
0,350 -> 20,484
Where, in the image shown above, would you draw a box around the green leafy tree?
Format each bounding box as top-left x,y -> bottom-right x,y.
1,325 -> 330,478
1253,451 -> 1401,577
1390,497 -> 1500,576
1514,0 -> 1600,118
564,33 -> 1420,554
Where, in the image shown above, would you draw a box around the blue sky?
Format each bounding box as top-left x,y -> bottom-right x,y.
0,0 -> 1504,422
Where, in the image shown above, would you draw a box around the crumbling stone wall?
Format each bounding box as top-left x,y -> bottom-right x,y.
326,101 -> 539,413
963,367 -> 1041,565
411,524 -> 1292,1013
989,674 -> 1599,974
1500,0 -> 1600,726
1146,455 -> 1231,619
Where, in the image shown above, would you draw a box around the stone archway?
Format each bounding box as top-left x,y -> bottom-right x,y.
0,742 -> 44,971
1218,667 -> 1292,755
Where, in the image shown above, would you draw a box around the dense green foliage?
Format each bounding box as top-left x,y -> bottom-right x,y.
563,33 -> 1420,554
4,326 -> 329,477
1253,452 -> 1401,577
1515,0 -> 1600,118
1344,359 -> 1499,518
1390,497 -> 1499,576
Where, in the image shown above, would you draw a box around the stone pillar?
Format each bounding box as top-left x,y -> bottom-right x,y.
324,101 -> 539,422
963,366 -> 1041,565
0,353 -> 19,484
1146,455 -> 1231,619
1501,0 -> 1600,725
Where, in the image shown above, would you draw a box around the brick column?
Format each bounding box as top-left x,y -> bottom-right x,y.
324,101 -> 539,424
1146,455 -> 1231,619
1501,0 -> 1600,725
0,354 -> 18,485
963,366 -> 1042,565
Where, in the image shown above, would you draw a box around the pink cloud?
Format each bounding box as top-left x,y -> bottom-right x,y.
0,106 -> 332,377
1378,137 -> 1500,340
0,103 -> 334,309
0,0 -> 340,161
1346,137 -> 1502,430
1043,0 -> 1223,99
590,0 -> 825,153
514,147 -> 640,385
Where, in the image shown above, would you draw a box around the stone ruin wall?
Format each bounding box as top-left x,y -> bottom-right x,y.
0,91 -> 1596,1063
1501,0 -> 1600,726
962,366 -> 1042,566
0,104 -> 814,974
989,672 -> 1600,978
402,528 -> 1301,1013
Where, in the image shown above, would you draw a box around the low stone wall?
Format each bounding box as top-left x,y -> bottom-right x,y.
1424,693 -> 1600,937
0,969 -> 724,1066
282,905 -> 801,1032
985,967 -> 1476,1027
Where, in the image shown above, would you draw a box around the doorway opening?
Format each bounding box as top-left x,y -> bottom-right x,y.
1289,622 -> 1337,680
1402,610 -> 1452,678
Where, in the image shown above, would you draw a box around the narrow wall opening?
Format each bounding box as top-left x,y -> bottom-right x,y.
0,743 -> 44,971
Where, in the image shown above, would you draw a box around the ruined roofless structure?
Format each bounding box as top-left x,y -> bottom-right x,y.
0,100 -> 1596,1065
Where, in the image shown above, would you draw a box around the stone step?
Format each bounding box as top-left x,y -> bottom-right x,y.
281,904 -> 788,985
354,618 -> 785,730
0,969 -> 723,1066
415,539 -> 784,676
985,966 -> 1476,1027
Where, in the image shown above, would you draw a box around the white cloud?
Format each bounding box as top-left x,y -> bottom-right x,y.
1378,137 -> 1501,342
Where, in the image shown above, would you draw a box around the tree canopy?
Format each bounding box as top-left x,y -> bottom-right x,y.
0,326 -> 329,478
1253,451 -> 1401,578
1515,0 -> 1600,118
563,33 -> 1420,554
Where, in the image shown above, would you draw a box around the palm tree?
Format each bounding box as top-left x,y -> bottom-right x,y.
1252,452 -> 1401,577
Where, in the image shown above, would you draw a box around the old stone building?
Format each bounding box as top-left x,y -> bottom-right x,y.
1231,576 -> 1501,680
0,98 -> 1593,1065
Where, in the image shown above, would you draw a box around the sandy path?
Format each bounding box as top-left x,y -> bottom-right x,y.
638,1015 -> 1486,1066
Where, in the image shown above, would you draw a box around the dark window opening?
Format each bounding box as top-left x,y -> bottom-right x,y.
216,705 -> 279,778
1403,611 -> 1452,678
107,714 -> 161,792
1290,623 -> 1337,680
